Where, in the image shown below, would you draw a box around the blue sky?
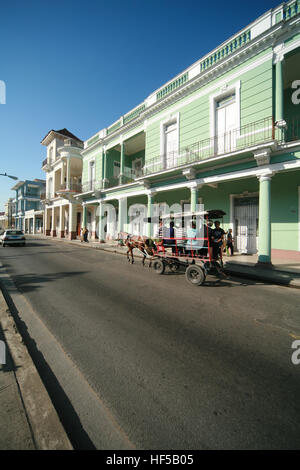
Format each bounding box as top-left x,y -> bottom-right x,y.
0,0 -> 280,209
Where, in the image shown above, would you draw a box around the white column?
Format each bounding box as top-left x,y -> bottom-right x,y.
257,173 -> 273,265
61,163 -> 65,185
98,202 -> 104,241
51,207 -> 55,235
66,158 -> 71,190
59,205 -> 65,237
69,203 -> 76,239
146,191 -> 156,238
32,215 -> 36,235
118,197 -> 127,235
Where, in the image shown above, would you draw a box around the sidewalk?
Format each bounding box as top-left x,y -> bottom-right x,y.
224,254 -> 300,288
0,289 -> 72,450
28,234 -> 300,288
0,322 -> 35,449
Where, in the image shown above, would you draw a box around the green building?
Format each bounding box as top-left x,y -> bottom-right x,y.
45,0 -> 300,264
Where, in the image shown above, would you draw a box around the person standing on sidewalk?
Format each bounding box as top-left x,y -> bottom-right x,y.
226,228 -> 234,256
83,227 -> 89,243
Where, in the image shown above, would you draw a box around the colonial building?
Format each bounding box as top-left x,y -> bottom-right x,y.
5,198 -> 16,229
41,128 -> 84,239
0,212 -> 5,231
46,0 -> 300,264
11,179 -> 45,232
0,198 -> 16,230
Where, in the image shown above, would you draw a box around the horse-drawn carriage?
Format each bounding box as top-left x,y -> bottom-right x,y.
123,209 -> 226,286
150,209 -> 226,286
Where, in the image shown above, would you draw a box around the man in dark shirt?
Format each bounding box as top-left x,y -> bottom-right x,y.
212,220 -> 225,264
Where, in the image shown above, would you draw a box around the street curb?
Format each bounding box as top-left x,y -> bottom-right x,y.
0,290 -> 73,450
224,264 -> 300,289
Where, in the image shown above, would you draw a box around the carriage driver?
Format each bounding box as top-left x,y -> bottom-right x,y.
211,220 -> 225,265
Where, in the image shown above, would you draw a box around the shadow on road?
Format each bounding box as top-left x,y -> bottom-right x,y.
3,271 -> 88,294
154,265 -> 273,288
0,251 -> 81,261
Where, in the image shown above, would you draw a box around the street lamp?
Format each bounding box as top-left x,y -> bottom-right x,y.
0,172 -> 18,180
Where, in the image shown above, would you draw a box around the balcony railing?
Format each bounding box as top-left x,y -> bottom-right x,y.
63,138 -> 84,149
104,169 -> 139,189
58,182 -> 82,193
45,192 -> 59,199
81,180 -> 102,193
105,176 -> 120,189
142,116 -> 276,176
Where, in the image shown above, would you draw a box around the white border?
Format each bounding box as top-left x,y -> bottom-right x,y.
160,112 -> 180,168
210,80 -> 241,139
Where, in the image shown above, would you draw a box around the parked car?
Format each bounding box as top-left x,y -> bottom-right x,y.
0,230 -> 26,247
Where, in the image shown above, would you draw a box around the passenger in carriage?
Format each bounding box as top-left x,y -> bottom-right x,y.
185,221 -> 200,256
198,220 -> 213,259
174,220 -> 186,255
155,219 -> 167,239
155,219 -> 168,251
162,221 -> 176,253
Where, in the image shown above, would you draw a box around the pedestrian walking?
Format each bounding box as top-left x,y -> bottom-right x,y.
226,228 -> 234,256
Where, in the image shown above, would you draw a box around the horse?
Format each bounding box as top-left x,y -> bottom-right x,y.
120,233 -> 157,266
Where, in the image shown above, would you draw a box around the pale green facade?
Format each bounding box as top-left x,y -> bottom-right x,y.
75,0 -> 300,263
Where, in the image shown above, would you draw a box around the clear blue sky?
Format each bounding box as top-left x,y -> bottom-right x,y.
0,0 -> 280,209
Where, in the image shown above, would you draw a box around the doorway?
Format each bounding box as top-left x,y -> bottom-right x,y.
234,196 -> 258,254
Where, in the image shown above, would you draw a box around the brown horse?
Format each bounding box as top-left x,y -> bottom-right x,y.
122,233 -> 156,266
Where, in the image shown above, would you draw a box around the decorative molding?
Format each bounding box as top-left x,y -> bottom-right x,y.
146,189 -> 157,197
253,148 -> 272,166
273,42 -> 285,64
182,168 -> 196,180
143,180 -> 151,190
275,119 -> 287,129
257,172 -> 275,182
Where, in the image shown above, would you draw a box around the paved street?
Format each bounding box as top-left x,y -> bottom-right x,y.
0,237 -> 300,449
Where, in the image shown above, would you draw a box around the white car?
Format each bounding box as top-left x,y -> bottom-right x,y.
0,230 -> 26,247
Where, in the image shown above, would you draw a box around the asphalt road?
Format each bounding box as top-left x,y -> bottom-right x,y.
0,237 -> 300,450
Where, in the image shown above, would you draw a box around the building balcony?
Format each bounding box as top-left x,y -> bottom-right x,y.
63,138 -> 84,149
42,158 -> 52,171
139,116 -> 300,178
81,180 -> 102,193
23,194 -> 41,200
141,117 -> 274,177
56,181 -> 82,196
45,192 -> 59,201
103,167 -> 140,189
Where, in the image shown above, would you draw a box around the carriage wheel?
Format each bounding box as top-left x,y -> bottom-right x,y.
152,259 -> 165,275
185,265 -> 206,286
169,260 -> 180,272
